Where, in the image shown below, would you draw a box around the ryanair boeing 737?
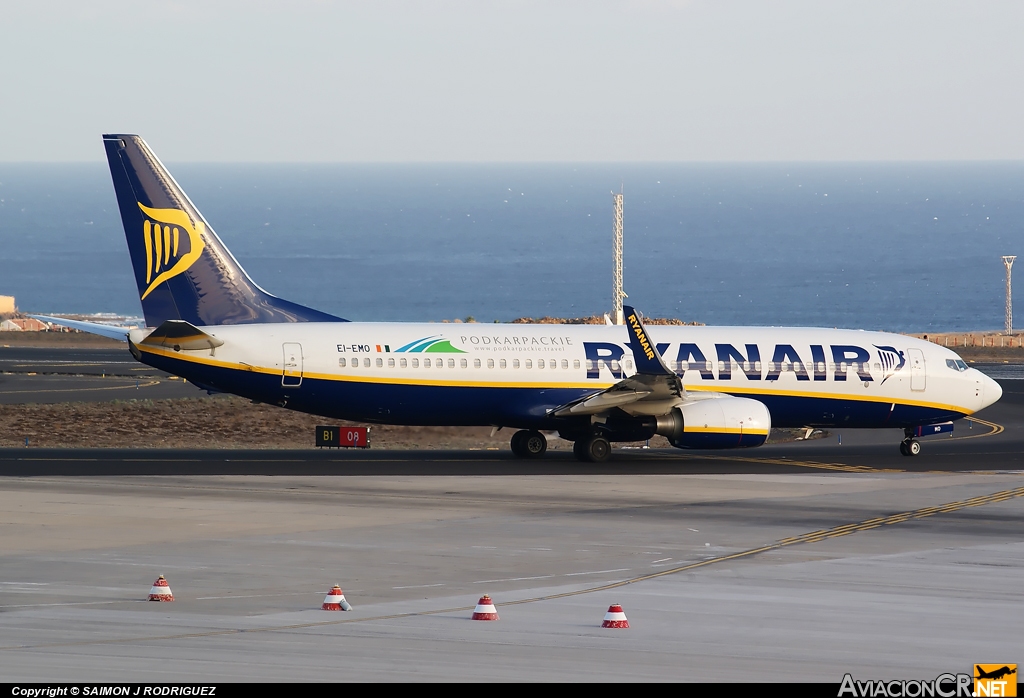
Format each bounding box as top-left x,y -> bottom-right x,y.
37,135 -> 1003,461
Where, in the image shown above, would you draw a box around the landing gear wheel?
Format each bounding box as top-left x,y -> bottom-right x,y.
511,430 -> 547,458
521,430 -> 547,458
574,435 -> 611,462
510,430 -> 526,457
900,439 -> 921,457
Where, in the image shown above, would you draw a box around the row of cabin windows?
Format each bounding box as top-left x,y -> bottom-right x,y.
339,356 -> 587,370
336,357 -> 882,374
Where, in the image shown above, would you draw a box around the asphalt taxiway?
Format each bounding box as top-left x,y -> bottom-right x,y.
0,349 -> 1022,681
0,345 -> 203,404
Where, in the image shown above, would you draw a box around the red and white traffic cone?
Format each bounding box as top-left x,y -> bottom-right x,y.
602,603 -> 629,628
471,594 -> 499,620
321,585 -> 352,611
147,575 -> 174,602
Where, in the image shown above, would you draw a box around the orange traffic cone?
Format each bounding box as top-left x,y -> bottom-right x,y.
321,585 -> 352,611
147,575 -> 174,602
602,603 -> 629,628
471,594 -> 499,620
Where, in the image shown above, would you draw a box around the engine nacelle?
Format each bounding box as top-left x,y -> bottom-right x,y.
656,396 -> 772,450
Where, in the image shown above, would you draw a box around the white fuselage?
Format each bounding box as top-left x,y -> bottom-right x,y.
130,322 -> 1000,429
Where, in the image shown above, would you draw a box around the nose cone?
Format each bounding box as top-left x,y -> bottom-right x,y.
980,373 -> 1002,410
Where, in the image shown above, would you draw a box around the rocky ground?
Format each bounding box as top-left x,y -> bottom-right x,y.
0,394 -> 821,450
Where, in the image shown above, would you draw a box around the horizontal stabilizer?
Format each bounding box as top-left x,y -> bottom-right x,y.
29,315 -> 129,342
140,320 -> 224,351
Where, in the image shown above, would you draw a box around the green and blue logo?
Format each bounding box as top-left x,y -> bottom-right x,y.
394,336 -> 466,353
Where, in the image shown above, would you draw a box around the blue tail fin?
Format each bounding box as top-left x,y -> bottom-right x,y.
102,134 -> 345,327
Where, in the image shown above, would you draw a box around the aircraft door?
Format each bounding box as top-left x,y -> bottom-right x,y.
908,347 -> 926,391
282,342 -> 303,387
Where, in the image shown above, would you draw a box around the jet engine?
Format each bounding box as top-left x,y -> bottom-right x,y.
653,396 -> 772,449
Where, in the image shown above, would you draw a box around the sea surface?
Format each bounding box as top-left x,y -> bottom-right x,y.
1,162 -> 1022,332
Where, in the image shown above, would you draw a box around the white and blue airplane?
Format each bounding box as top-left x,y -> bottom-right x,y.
38,135 -> 1003,461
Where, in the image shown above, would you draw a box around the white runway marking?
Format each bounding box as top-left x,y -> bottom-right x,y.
563,568 -> 630,577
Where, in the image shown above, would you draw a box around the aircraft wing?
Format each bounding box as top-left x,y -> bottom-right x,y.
551,305 -> 685,417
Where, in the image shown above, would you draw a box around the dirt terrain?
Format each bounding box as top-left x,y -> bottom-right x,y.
0,393 -> 811,451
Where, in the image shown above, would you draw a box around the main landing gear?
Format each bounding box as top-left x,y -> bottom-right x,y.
510,429 -> 547,458
509,430 -> 612,462
573,434 -> 611,462
899,429 -> 922,457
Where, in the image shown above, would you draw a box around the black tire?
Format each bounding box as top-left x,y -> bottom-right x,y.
575,435 -> 611,462
908,440 -> 921,456
899,441 -> 910,456
510,430 -> 528,457
521,430 -> 547,458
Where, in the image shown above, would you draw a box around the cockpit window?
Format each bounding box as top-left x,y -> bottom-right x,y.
946,359 -> 969,372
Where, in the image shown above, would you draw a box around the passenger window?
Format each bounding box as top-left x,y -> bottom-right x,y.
625,359 -> 633,370
376,358 -> 383,368
573,359 -> 580,369
339,358 -> 346,367
412,358 -> 419,368
610,360 -> 620,372
513,359 -> 520,369
817,362 -> 825,372
437,359 -> 443,369
460,358 -> 467,368
538,359 -> 545,369
388,358 -> 395,368
364,358 -> 370,367
448,358 -> 455,368
561,359 -> 568,369
500,359 -> 507,369
424,358 -> 431,368
487,358 -> 494,369
525,359 -> 532,369
400,358 -> 407,368
474,358 -> 481,368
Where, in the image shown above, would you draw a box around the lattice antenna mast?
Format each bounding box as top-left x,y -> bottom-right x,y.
612,189 -> 625,325
1003,256 -> 1016,335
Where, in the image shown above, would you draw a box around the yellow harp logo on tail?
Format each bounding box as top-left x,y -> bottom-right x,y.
137,203 -> 205,300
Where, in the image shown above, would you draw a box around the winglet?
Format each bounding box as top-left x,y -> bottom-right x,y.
623,305 -> 674,375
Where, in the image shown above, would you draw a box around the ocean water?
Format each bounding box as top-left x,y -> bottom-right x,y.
0,162 -> 1022,332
